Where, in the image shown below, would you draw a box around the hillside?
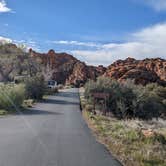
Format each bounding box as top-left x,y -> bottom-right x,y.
0,44 -> 40,82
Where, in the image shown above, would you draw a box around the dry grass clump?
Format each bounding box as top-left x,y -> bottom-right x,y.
0,84 -> 25,112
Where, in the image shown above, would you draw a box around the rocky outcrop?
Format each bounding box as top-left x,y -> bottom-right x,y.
66,63 -> 106,86
29,49 -> 106,86
1,44 -> 165,86
104,57 -> 166,86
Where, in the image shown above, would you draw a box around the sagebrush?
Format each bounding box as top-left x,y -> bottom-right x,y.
84,77 -> 166,119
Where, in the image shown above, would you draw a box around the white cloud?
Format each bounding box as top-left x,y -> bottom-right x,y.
13,39 -> 41,51
0,35 -> 40,51
0,36 -> 12,44
52,40 -> 99,47
0,0 -> 11,13
71,23 -> 166,66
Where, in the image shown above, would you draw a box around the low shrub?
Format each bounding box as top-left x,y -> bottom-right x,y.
0,84 -> 25,111
24,75 -> 46,100
133,83 -> 166,119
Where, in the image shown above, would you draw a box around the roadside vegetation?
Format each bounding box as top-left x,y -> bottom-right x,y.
24,75 -> 46,100
0,84 -> 25,114
84,77 -> 166,120
83,111 -> 166,166
80,77 -> 166,166
0,44 -> 59,115
0,75 -> 59,114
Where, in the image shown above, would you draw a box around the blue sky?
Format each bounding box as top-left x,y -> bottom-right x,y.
0,0 -> 166,65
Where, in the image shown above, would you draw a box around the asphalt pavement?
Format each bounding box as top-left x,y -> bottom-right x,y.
0,88 -> 122,166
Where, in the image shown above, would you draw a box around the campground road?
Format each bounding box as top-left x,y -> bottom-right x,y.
0,88 -> 121,166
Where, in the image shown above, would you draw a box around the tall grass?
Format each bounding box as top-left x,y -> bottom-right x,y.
0,84 -> 25,111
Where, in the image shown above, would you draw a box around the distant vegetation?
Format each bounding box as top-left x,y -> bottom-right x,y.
84,77 -> 166,120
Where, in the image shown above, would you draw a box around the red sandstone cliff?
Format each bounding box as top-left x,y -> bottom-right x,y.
104,57 -> 166,86
29,49 -> 106,86
30,48 -> 166,86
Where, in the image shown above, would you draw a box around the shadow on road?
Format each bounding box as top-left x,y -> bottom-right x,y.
17,89 -> 79,116
43,98 -> 79,105
19,109 -> 64,116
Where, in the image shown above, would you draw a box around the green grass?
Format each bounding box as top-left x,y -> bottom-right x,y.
83,111 -> 166,166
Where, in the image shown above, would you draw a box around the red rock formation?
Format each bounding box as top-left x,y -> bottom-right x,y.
29,49 -> 106,86
30,49 -> 165,86
104,57 -> 166,86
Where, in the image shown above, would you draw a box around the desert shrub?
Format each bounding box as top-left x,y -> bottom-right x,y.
85,77 -> 120,98
0,84 -> 25,111
133,84 -> 166,119
114,84 -> 137,118
85,77 -> 136,118
24,75 -> 46,100
84,77 -> 166,119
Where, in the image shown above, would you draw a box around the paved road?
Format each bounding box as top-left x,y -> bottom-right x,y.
0,88 -> 121,166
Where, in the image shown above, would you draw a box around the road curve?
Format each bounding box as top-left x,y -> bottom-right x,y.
0,88 -> 121,166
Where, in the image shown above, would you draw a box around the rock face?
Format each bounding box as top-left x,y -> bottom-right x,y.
29,49 -> 106,86
104,57 -> 166,86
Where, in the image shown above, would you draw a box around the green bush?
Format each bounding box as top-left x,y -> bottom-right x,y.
84,77 -> 166,120
0,84 -> 25,111
133,83 -> 166,119
24,75 -> 46,100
